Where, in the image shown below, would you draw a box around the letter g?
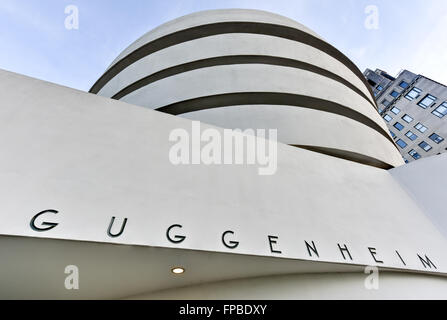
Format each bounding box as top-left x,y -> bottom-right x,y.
30,209 -> 59,232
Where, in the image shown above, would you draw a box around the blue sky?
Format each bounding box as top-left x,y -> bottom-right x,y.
1,0 -> 446,91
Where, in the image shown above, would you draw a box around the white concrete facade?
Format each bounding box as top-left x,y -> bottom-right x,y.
91,9 -> 401,169
0,9 -> 446,299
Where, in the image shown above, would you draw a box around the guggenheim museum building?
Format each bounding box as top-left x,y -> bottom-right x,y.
1,9 -> 447,299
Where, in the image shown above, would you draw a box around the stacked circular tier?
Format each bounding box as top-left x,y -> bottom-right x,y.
90,9 -> 403,169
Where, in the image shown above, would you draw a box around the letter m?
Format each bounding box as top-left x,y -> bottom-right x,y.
418,254 -> 437,269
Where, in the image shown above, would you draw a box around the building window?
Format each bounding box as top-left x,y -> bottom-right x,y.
415,122 -> 428,133
418,94 -> 437,109
394,122 -> 404,131
418,141 -> 432,152
405,87 -> 422,101
390,90 -> 399,98
396,139 -> 408,149
390,131 -> 396,138
408,149 -> 421,160
382,99 -> 391,107
405,131 -> 418,141
383,114 -> 392,122
432,102 -> 447,118
377,85 -> 383,91
399,81 -> 409,89
402,114 -> 414,123
429,133 -> 444,144
391,107 -> 401,114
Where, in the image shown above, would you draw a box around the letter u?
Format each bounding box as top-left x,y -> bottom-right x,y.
107,216 -> 128,238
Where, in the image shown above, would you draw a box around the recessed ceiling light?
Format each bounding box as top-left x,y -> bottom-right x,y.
171,267 -> 185,274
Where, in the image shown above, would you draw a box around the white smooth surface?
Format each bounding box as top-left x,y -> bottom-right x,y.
6,235 -> 445,300
118,64 -> 398,167
108,9 -> 324,69
0,69 -> 446,298
180,105 -> 402,167
128,272 -> 447,300
121,64 -> 385,130
0,69 -> 444,272
96,9 -> 400,168
98,34 -> 372,105
391,153 -> 447,238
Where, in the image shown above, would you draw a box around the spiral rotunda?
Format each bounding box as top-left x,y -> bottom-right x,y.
91,9 -> 403,169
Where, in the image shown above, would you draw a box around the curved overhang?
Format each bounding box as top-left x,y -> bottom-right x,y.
98,33 -> 374,106
107,9 -> 325,68
89,9 -> 403,169
1,68 -> 447,299
90,20 -> 377,105
180,105 -> 403,168
110,55 -> 375,108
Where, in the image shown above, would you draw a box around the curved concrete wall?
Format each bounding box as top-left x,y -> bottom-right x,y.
107,9 -> 324,68
128,272 -> 447,300
180,106 -> 402,168
1,68 -> 447,299
98,34 -> 373,104
91,9 -> 403,169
